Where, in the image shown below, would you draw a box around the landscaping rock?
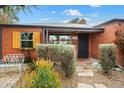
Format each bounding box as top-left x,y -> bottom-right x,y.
78,70 -> 94,77
78,83 -> 94,88
112,68 -> 123,72
94,83 -> 107,88
92,62 -> 102,72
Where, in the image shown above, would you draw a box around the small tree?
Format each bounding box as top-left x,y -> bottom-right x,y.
114,30 -> 124,52
68,17 -> 86,24
0,5 -> 36,24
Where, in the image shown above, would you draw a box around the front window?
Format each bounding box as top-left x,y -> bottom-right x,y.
21,32 -> 33,48
49,34 -> 71,44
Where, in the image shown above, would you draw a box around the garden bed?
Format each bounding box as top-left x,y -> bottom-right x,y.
15,61 -> 124,88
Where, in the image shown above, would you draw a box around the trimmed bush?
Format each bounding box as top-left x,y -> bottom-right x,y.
99,44 -> 116,73
22,59 -> 62,88
36,44 -> 76,78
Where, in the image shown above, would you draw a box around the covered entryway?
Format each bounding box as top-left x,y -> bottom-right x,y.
41,23 -> 103,59
78,33 -> 89,58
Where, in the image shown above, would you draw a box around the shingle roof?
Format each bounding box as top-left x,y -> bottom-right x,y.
1,23 -> 92,28
26,23 -> 92,28
95,18 -> 124,28
0,23 -> 103,33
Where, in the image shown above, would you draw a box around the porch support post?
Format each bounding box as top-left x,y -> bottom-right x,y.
42,28 -> 45,44
46,29 -> 49,44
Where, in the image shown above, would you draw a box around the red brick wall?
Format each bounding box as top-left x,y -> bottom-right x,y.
89,32 -> 101,59
2,26 -> 42,59
89,22 -> 124,67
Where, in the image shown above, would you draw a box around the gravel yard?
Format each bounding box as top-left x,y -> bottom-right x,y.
61,58 -> 124,88
0,72 -> 20,88
3,58 -> 124,88
0,64 -> 30,88
61,70 -> 124,88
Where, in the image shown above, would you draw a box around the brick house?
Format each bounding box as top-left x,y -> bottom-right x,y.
0,19 -> 124,66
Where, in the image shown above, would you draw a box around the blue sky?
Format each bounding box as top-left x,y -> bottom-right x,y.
18,5 -> 124,26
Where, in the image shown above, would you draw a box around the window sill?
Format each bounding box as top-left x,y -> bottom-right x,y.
20,48 -> 35,50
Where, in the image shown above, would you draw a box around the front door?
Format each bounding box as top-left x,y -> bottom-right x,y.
78,33 -> 89,58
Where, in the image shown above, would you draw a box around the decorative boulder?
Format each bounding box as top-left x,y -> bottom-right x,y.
92,62 -> 103,72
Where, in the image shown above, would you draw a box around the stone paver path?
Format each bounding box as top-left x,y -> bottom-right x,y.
78,83 -> 94,88
77,58 -> 107,88
94,84 -> 107,88
78,69 -> 94,77
78,83 -> 107,88
76,65 -> 94,77
0,73 -> 20,88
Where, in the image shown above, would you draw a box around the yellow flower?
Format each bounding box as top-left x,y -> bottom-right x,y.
31,70 -> 36,77
35,59 -> 53,69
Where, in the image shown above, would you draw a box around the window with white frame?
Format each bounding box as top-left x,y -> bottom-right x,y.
21,32 -> 33,48
49,34 -> 71,44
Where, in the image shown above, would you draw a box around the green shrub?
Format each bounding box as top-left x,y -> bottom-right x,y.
36,44 -> 76,78
99,44 -> 116,73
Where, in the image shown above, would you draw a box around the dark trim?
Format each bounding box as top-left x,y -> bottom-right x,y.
0,25 -> 2,59
0,24 -> 41,28
49,33 -> 71,35
42,26 -> 103,31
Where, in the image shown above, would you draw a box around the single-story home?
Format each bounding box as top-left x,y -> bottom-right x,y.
0,18 -> 124,66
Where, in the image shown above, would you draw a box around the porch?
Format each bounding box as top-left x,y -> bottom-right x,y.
40,23 -> 103,58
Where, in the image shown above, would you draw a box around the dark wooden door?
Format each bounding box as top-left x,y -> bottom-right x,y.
78,33 -> 89,58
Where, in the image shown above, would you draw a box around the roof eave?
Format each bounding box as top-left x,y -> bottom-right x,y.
44,27 -> 104,33
0,24 -> 103,33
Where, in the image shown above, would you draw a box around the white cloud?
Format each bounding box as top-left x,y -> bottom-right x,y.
51,11 -> 56,14
92,14 -> 98,18
84,17 -> 91,21
63,19 -> 70,23
89,5 -> 102,8
63,9 -> 82,16
40,18 -> 50,21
